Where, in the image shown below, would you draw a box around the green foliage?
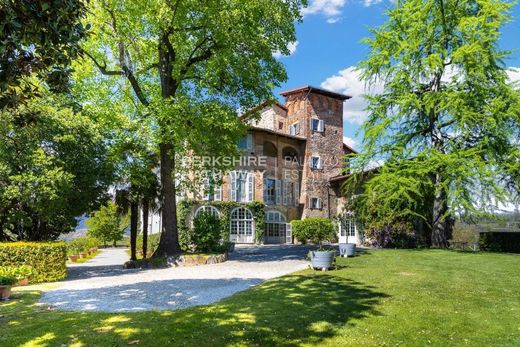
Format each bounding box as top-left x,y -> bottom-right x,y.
0,265 -> 35,281
66,237 -> 99,255
451,221 -> 480,244
291,218 -> 336,247
479,232 -> 520,253
81,0 -> 304,255
0,93 -> 114,241
364,220 -> 417,249
192,212 -> 222,253
135,233 -> 161,257
0,0 -> 87,106
86,202 -> 126,246
0,242 -> 67,283
178,200 -> 265,247
0,275 -> 17,286
348,0 -> 520,246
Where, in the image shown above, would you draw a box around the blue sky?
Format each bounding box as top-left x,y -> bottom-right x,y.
273,0 -> 520,150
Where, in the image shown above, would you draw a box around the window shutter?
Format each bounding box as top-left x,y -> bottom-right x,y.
294,181 -> 299,206
317,198 -> 322,209
275,179 -> 281,205
230,171 -> 237,202
247,172 -> 254,202
317,157 -> 323,169
318,120 -> 324,132
295,123 -> 300,135
289,125 -> 295,136
286,223 -> 292,244
246,134 -> 253,152
282,181 -> 288,205
310,118 -> 314,131
263,178 -> 268,202
215,184 -> 222,201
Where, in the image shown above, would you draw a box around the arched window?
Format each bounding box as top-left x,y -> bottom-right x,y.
266,210 -> 286,223
265,211 -> 288,244
194,205 -> 220,217
282,146 -> 299,163
230,207 -> 254,243
263,141 -> 277,157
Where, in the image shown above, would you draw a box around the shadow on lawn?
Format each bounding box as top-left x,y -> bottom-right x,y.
3,275 -> 388,346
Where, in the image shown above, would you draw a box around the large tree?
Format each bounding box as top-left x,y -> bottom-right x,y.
348,0 -> 520,247
82,0 -> 304,256
0,93 -> 113,241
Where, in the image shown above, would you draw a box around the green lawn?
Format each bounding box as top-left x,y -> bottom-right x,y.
1,249 -> 519,346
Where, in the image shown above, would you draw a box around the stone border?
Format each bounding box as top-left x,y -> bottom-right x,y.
179,252 -> 228,266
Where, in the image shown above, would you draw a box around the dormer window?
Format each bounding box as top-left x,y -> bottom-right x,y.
310,118 -> 324,132
288,122 -> 300,136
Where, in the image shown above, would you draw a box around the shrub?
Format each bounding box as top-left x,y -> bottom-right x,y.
66,237 -> 99,255
0,265 -> 36,281
192,211 -> 222,252
0,275 -> 17,286
135,233 -> 161,257
0,242 -> 67,283
291,218 -> 336,247
479,232 -> 520,253
364,220 -> 416,248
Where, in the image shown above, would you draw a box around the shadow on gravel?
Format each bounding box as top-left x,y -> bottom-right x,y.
9,274 -> 388,347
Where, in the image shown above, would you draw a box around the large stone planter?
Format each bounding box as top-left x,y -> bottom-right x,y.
310,251 -> 335,270
0,285 -> 12,301
339,243 -> 356,257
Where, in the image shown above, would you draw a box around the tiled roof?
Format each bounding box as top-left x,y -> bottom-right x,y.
280,85 -> 351,101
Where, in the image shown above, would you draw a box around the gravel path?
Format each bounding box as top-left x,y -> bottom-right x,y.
40,245 -> 310,312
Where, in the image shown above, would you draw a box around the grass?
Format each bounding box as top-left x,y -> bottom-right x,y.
1,249 -> 519,346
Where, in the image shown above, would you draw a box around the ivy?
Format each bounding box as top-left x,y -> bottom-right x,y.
178,199 -> 266,245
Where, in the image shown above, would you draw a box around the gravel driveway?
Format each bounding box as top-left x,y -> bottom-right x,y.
40,245 -> 310,312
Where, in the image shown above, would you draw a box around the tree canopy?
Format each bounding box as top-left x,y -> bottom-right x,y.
345,0 -> 520,247
82,0 -> 305,256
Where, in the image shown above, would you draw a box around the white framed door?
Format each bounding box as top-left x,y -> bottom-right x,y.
339,216 -> 357,244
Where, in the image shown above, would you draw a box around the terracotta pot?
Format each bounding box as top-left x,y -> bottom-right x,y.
0,285 -> 12,300
16,278 -> 29,286
68,255 -> 78,262
79,253 -> 87,259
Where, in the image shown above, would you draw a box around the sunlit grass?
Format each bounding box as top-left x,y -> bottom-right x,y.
1,249 -> 519,346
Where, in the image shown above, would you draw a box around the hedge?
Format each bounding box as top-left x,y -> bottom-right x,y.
479,232 -> 520,253
0,242 -> 67,283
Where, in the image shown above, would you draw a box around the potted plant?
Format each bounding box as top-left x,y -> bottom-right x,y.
292,218 -> 337,270
0,275 -> 17,300
13,265 -> 34,286
68,254 -> 78,262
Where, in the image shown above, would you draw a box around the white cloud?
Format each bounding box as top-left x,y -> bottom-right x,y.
322,65 -> 520,126
343,136 -> 357,149
273,41 -> 299,59
321,66 -> 384,125
507,67 -> 520,84
363,0 -> 383,6
302,0 -> 346,23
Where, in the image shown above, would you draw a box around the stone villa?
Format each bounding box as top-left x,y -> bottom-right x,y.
147,85 -> 362,245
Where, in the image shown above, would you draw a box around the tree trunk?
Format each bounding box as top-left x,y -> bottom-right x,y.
153,35 -> 182,258
431,172 -> 451,248
153,143 -> 182,257
142,199 -> 149,258
130,201 -> 138,261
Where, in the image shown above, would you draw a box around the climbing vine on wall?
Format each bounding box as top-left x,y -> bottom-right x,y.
177,200 -> 266,247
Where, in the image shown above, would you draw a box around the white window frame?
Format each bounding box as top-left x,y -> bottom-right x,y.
194,205 -> 220,218
289,122 -> 300,136
263,178 -> 276,205
310,156 -> 322,170
230,171 -> 254,202
230,207 -> 255,243
202,173 -> 222,201
310,118 -> 324,132
309,197 -> 322,209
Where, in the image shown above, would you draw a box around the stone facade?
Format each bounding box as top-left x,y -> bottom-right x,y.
164,86 -> 359,244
